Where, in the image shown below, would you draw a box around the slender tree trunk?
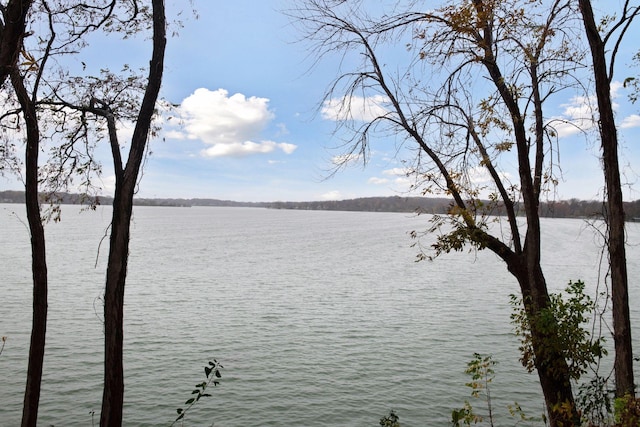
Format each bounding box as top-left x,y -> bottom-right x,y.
578,0 -> 635,398
11,68 -> 48,427
0,0 -> 34,87
6,5 -> 44,426
99,1 -> 166,425
100,186 -> 132,427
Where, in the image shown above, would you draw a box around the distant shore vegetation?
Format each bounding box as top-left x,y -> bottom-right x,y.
2,190 -> 640,220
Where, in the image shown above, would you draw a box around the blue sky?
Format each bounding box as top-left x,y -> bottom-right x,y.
2,0 -> 640,202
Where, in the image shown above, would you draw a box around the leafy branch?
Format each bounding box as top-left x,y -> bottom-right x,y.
171,360 -> 223,426
510,280 -> 607,381
451,353 -> 495,426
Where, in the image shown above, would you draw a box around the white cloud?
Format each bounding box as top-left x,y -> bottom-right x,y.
368,177 -> 389,185
116,121 -> 135,144
321,95 -> 390,122
393,176 -> 412,187
620,114 -> 640,129
100,175 -> 116,194
550,83 -> 636,137
171,88 -> 297,157
382,167 -> 413,177
331,153 -> 362,166
201,140 -> 297,158
368,168 -> 414,190
467,166 -> 512,185
610,81 -> 623,99
279,143 -> 298,154
275,123 -> 289,136
320,190 -> 342,200
551,95 -> 596,138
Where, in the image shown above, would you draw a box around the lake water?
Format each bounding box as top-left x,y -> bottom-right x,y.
0,204 -> 638,426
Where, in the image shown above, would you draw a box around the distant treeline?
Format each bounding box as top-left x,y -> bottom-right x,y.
2,190 -> 640,220
0,190 -> 264,208
269,197 -> 640,221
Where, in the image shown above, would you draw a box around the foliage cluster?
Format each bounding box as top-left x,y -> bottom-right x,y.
451,280 -> 634,426
450,353 -> 640,427
379,410 -> 401,427
451,353 -> 543,427
613,394 -> 640,427
451,353 -> 495,427
510,280 -> 607,382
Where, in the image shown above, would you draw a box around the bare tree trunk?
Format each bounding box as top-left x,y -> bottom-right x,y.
100,187 -> 131,427
11,67 -> 47,427
578,0 -> 635,398
0,0 -> 34,87
99,1 -> 166,425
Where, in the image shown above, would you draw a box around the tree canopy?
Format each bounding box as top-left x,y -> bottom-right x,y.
292,0 -> 638,424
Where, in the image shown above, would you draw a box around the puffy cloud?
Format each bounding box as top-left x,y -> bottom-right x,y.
610,81 -> 623,98
331,153 -> 362,166
620,114 -> 640,129
368,177 -> 390,185
321,95 -> 390,122
172,88 -> 297,157
201,140 -> 297,158
551,95 -> 596,137
320,190 -> 342,200
368,168 -> 413,189
550,83 -> 637,136
100,175 -> 116,194
467,166 -> 512,185
382,167 -> 412,177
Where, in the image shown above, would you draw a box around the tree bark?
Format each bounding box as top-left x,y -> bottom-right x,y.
0,0 -> 34,87
11,67 -> 47,427
100,186 -> 130,427
578,0 -> 635,398
5,4 -> 46,426
99,0 -> 166,425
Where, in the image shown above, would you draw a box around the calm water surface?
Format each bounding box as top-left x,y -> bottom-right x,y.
0,205 -> 638,426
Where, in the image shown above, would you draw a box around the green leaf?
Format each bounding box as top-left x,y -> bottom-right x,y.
205,366 -> 213,377
215,369 -> 222,378
177,408 -> 183,415
185,398 -> 195,405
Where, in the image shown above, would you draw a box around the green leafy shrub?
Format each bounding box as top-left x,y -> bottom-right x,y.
380,410 -> 401,427
613,394 -> 640,427
451,354 -> 542,426
510,280 -> 607,381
